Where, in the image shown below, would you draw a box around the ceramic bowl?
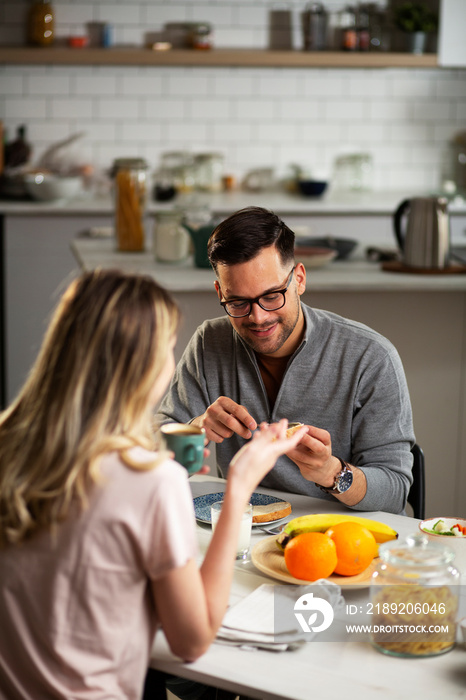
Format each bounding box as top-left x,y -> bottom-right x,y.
294,246 -> 337,269
24,173 -> 83,202
419,517 -> 466,578
297,180 -> 328,197
295,236 -> 357,260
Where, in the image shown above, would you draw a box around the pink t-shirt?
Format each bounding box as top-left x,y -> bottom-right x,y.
0,448 -> 198,700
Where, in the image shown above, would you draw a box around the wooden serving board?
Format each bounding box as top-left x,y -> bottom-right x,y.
251,536 -> 376,589
381,261 -> 466,275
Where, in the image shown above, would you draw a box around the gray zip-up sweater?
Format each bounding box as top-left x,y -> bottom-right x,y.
156,303 -> 415,514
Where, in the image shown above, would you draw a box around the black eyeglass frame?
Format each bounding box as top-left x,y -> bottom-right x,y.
219,266 -> 296,318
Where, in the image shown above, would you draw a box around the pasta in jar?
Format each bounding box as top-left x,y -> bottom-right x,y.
113,158 -> 148,252
370,534 -> 460,658
371,584 -> 458,656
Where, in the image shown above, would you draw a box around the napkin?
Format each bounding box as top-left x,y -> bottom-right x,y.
216,580 -> 344,652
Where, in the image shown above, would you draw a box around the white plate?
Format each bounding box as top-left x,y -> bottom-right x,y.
193,492 -> 291,528
294,247 -> 337,269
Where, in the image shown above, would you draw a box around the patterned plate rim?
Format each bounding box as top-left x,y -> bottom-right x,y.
193,492 -> 291,527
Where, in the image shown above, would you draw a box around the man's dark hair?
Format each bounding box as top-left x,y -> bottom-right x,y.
207,206 -> 295,273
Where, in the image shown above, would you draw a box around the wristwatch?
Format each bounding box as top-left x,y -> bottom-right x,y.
319,458 -> 353,495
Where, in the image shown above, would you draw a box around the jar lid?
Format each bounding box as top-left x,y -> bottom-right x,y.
112,157 -> 148,170
304,3 -> 327,13
379,533 -> 456,569
335,153 -> 372,165
155,209 -> 183,218
194,152 -> 224,161
188,22 -> 212,33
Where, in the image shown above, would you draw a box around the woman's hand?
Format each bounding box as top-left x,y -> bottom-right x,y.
226,419 -> 308,500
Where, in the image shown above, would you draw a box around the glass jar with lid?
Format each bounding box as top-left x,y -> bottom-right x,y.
332,152 -> 373,191
189,22 -> 213,50
370,534 -> 459,658
112,157 -> 148,251
153,210 -> 191,264
193,153 -> 224,192
28,1 -> 54,46
159,151 -> 195,194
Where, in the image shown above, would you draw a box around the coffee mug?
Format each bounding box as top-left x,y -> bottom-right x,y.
160,423 -> 205,475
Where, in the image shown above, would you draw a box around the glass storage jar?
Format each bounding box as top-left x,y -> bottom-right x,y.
332,152 -> 373,191
301,3 -> 328,51
28,0 -> 54,46
112,158 -> 148,252
189,22 -> 213,50
370,534 -> 459,658
159,151 -> 195,194
193,153 -> 224,192
153,210 -> 191,264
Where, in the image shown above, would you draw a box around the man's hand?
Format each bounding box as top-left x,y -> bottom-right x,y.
226,420 -> 308,498
286,424 -> 367,505
286,425 -> 337,486
191,397 -> 257,443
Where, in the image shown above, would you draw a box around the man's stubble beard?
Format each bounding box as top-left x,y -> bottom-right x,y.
237,297 -> 301,356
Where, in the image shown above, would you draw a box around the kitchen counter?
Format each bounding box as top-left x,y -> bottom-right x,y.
2,189 -> 466,217
71,236 -> 466,292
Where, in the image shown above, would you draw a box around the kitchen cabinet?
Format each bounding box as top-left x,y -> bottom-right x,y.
438,0 -> 466,67
2,213 -> 111,403
0,47 -> 438,69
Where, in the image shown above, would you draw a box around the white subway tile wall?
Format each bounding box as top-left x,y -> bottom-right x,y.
1,0 -> 465,190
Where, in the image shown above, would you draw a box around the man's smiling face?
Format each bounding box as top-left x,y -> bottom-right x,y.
215,245 -> 306,357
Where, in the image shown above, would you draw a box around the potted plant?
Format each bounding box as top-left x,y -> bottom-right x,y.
393,2 -> 438,54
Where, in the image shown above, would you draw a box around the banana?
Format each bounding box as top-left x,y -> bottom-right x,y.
276,513 -> 398,550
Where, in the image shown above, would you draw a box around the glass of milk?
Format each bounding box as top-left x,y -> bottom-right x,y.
211,501 -> 253,560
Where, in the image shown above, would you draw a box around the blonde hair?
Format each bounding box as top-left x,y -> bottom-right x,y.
0,269 -> 180,548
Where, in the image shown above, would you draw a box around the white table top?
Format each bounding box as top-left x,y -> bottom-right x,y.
150,476 -> 466,700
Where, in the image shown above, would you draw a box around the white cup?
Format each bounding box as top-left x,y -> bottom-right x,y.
211,500 -> 253,560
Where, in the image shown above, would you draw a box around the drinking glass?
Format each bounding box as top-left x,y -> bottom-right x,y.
211,501 -> 253,560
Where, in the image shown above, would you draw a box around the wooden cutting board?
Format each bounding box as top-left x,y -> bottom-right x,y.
382,261 -> 466,275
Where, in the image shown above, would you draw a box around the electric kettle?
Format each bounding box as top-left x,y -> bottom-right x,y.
393,197 -> 450,269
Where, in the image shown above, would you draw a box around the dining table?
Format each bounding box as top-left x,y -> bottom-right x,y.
149,475 -> 466,700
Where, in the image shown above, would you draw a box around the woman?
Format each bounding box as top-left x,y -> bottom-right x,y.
0,269 -> 305,699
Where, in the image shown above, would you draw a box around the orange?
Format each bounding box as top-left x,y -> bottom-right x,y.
325,521 -> 377,576
284,532 -> 337,581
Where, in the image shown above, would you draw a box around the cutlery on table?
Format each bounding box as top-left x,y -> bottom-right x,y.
258,523 -> 286,536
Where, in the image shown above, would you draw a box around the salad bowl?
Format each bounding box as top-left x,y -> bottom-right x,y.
419,517 -> 466,578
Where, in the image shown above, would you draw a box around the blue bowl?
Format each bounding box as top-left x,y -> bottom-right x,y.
297,180 -> 328,197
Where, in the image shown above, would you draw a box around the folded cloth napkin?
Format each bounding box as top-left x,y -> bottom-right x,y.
216,580 -> 344,652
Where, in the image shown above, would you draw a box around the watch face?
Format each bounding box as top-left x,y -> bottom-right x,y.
336,470 -> 353,493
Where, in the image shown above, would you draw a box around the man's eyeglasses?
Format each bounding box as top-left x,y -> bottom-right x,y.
219,267 -> 296,318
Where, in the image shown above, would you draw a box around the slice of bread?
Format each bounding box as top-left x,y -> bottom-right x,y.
252,501 -> 292,523
286,422 -> 304,438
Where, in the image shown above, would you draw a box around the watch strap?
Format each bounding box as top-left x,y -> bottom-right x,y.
318,457 -> 352,495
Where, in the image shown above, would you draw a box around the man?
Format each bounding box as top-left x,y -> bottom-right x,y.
157,206 -> 415,514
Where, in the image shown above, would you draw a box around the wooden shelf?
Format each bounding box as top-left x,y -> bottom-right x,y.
0,46 -> 439,69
